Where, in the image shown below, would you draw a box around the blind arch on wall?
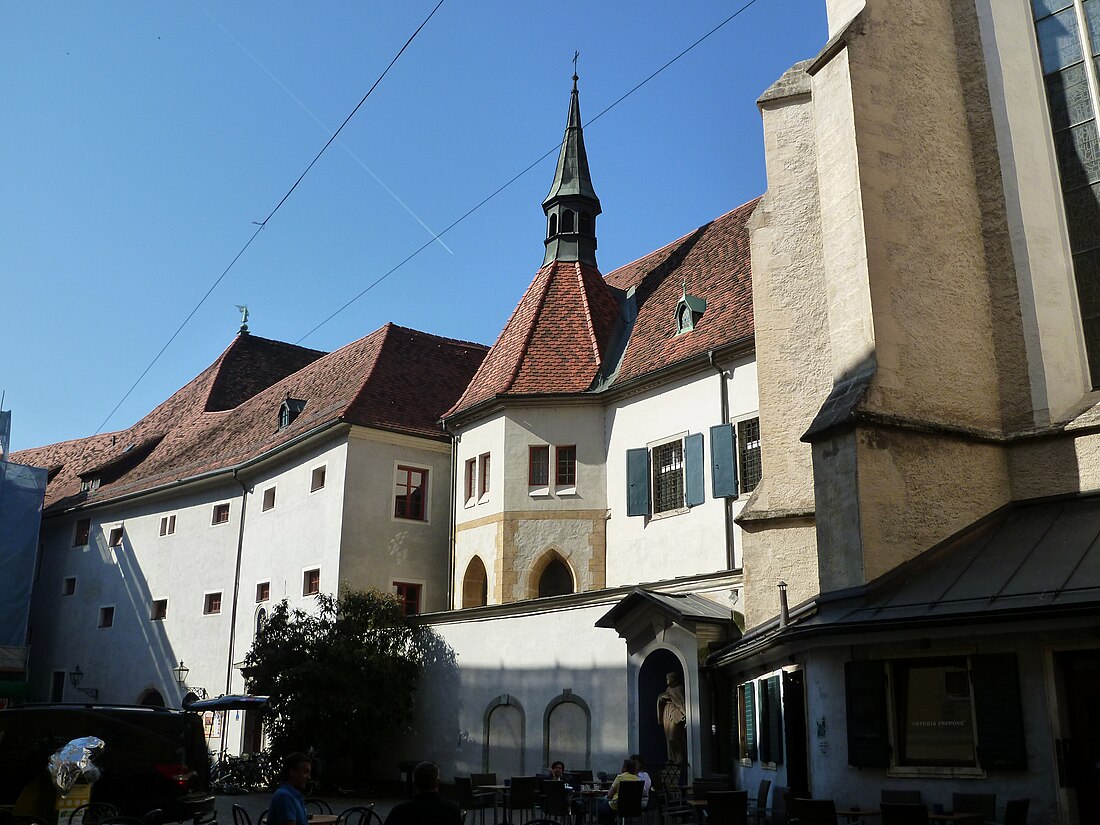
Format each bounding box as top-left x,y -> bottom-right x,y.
484,694 -> 526,774
463,556 -> 489,607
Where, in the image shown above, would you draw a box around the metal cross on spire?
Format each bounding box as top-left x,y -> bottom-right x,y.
573,50 -> 579,85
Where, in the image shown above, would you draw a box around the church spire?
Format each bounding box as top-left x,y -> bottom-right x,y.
542,72 -> 602,267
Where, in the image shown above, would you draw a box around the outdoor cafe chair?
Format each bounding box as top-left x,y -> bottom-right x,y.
952,794 -> 996,821
68,804 -> 121,825
615,780 -> 645,825
767,787 -> 788,825
705,790 -> 748,825
747,780 -> 771,824
472,773 -> 499,790
791,799 -> 838,825
541,780 -> 571,824
456,778 -> 497,825
257,812 -> 268,825
231,805 -> 254,825
506,777 -> 540,825
335,807 -> 383,825
879,803 -> 928,825
305,800 -> 334,816
996,799 -> 1029,825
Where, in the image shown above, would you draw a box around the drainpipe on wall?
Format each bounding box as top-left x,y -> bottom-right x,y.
708,350 -> 735,570
442,420 -> 458,610
224,468 -> 249,755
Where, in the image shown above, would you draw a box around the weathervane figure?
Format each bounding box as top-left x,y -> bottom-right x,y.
235,304 -> 249,335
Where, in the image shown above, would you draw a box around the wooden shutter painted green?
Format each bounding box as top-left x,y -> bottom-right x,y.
845,660 -> 891,767
972,653 -> 1027,770
759,675 -> 784,764
626,448 -> 650,517
685,433 -> 705,507
741,682 -> 757,760
710,423 -> 739,498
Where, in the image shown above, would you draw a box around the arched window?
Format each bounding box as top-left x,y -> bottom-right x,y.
549,213 -> 558,238
538,558 -> 574,598
562,210 -> 575,233
255,606 -> 267,637
579,212 -> 592,235
463,556 -> 489,608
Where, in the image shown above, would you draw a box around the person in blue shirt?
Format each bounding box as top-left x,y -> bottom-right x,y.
269,752 -> 312,825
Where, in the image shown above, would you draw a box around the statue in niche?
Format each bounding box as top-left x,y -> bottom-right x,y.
656,672 -> 687,764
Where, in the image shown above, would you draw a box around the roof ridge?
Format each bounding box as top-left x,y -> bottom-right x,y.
574,261 -> 604,364
383,322 -> 489,351
503,263 -> 556,395
604,196 -> 762,279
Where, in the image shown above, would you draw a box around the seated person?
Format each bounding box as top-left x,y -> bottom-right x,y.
629,755 -> 651,809
597,758 -> 641,825
384,762 -> 462,825
269,752 -> 312,825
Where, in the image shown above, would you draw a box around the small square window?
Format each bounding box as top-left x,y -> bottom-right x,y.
303,569 -> 320,596
478,453 -> 491,498
108,527 -> 124,547
159,515 -> 176,536
73,518 -> 91,547
311,466 -> 326,492
151,599 -> 168,621
62,577 -> 76,596
98,606 -> 114,628
256,581 -> 270,602
212,503 -> 230,525
204,592 -> 222,614
262,487 -> 276,511
394,581 -> 422,617
464,458 -> 477,503
556,445 -> 577,487
529,445 -> 549,487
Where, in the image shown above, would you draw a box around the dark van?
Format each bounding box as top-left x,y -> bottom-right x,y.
0,704 -> 215,823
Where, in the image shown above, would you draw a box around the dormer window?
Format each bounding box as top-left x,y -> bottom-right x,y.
279,397 -> 306,430
562,209 -> 575,233
675,291 -> 706,335
80,477 -> 101,492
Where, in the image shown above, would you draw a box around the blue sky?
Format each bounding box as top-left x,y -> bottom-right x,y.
2,1 -> 828,452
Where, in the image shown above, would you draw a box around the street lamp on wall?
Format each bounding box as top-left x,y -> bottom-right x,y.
174,660 -> 208,700
69,666 -> 99,700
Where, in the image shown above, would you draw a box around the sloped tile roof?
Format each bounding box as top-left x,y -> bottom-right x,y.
13,325 -> 486,514
448,198 -> 758,419
449,260 -> 621,413
605,198 -> 758,384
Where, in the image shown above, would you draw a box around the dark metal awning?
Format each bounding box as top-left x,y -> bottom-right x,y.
711,492 -> 1100,666
184,694 -> 269,711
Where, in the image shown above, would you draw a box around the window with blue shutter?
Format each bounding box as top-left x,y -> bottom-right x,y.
710,423 -> 739,498
739,682 -> 757,761
626,448 -> 650,516
684,433 -> 704,506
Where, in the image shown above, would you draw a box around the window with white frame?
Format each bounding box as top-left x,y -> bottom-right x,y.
211,503 -> 230,525
262,486 -> 276,511
310,465 -> 326,492
159,514 -> 176,536
256,581 -> 270,602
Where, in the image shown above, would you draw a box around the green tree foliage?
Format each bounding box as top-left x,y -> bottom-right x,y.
242,588 -> 449,786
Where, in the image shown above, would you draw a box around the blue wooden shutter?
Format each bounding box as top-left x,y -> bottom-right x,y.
742,682 -> 757,760
710,423 -> 739,498
971,653 -> 1027,770
760,675 -> 784,764
626,448 -> 650,516
845,660 -> 891,767
684,433 -> 704,507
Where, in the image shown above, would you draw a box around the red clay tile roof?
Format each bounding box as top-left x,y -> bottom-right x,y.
448,199 -> 758,418
606,198 -> 758,384
449,260 -> 621,413
13,325 -> 486,513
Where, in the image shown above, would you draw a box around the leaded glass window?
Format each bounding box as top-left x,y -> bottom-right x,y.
651,438 -> 685,514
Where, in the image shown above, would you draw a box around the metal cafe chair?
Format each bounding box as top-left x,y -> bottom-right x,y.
615,780 -> 645,825
747,780 -> 771,824
541,780 -> 571,824
456,777 -> 498,825
335,807 -> 383,825
506,777 -> 540,825
231,806 -> 254,825
305,800 -> 334,816
705,790 -> 748,825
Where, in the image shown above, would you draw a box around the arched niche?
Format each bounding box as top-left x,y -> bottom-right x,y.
529,550 -> 575,599
484,694 -> 525,774
463,556 -> 489,608
543,689 -> 591,769
639,648 -> 687,775
138,688 -> 164,707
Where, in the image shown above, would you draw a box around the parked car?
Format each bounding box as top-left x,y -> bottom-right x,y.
0,704 -> 215,823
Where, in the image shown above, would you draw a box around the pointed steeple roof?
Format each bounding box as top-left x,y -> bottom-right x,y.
543,74 -> 601,208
